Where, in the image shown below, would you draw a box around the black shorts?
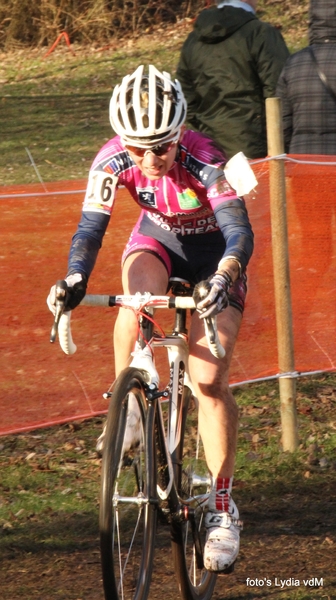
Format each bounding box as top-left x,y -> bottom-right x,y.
122,213 -> 247,312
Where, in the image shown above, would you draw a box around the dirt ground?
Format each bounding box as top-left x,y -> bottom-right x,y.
1,486 -> 335,600
1,416 -> 336,600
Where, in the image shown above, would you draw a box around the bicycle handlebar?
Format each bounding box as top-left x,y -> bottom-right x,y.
51,288 -> 225,359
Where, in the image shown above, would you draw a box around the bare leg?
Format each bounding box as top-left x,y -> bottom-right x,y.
188,306 -> 242,479
188,285 -> 243,572
113,252 -> 169,376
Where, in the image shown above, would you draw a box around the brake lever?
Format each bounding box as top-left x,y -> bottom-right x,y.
204,317 -> 216,344
203,315 -> 225,359
50,280 -> 68,343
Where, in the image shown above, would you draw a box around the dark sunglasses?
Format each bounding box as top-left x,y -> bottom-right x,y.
125,140 -> 178,157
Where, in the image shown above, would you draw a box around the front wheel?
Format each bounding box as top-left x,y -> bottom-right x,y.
171,388 -> 217,600
99,367 -> 157,600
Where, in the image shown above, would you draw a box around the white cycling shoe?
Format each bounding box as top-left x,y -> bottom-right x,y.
204,499 -> 242,573
130,342 -> 159,387
96,392 -> 141,454
96,343 -> 157,455
121,393 -> 142,453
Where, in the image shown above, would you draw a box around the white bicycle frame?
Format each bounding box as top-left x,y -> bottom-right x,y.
53,287 -> 225,507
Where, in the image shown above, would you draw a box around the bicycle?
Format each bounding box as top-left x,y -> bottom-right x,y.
51,278 -> 227,600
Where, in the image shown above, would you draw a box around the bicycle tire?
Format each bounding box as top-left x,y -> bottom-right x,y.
99,367 -> 157,600
171,387 -> 217,600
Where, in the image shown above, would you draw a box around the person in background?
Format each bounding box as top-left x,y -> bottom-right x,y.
47,65 -> 254,574
276,0 -> 336,154
176,0 -> 290,159
276,0 -> 336,350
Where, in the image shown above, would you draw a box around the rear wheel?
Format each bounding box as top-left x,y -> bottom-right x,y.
99,367 -> 157,600
171,388 -> 217,600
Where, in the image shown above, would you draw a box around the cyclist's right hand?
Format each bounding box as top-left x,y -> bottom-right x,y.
47,273 -> 87,315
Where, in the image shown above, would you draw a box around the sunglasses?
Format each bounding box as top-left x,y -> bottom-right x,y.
124,140 -> 178,157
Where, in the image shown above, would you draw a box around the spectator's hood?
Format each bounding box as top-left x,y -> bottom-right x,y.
309,0 -> 336,44
193,6 -> 256,43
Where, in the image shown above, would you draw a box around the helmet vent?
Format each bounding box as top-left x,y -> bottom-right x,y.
110,64 -> 187,145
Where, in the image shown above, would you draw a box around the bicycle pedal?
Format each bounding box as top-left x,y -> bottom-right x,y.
146,387 -> 168,401
122,455 -> 133,467
157,507 -> 171,524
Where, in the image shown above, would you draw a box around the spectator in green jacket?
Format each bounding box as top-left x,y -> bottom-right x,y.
176,0 -> 290,159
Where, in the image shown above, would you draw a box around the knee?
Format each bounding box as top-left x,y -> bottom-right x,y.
198,377 -> 238,414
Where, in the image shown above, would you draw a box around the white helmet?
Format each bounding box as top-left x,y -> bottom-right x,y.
109,64 -> 187,147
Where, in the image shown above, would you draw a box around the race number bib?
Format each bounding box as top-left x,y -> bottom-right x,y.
83,170 -> 118,214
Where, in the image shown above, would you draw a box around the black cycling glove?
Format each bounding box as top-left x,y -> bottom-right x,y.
64,273 -> 88,310
47,273 -> 87,314
194,271 -> 232,319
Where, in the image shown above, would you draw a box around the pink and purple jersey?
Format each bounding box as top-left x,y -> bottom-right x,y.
67,129 -> 254,285
83,130 -> 238,235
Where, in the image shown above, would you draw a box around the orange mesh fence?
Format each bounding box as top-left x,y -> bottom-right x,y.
1,157 -> 336,435
240,155 -> 336,380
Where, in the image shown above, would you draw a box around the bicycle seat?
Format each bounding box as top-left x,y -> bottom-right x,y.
169,277 -> 194,297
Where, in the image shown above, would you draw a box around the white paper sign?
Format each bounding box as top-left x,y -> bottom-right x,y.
224,151 -> 258,196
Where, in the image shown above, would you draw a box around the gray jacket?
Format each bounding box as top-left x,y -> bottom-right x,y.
276,0 -> 336,154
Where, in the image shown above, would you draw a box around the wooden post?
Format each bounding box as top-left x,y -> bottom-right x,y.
266,97 -> 298,452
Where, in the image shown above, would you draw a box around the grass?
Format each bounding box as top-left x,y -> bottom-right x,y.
0,418 -> 103,529
0,31 -> 192,185
235,374 -> 336,480
1,374 -> 335,526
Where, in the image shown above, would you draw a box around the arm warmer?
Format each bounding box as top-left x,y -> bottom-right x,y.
67,211 -> 110,279
214,199 -> 254,272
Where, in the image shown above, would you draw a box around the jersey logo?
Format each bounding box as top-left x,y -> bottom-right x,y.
177,189 -> 202,210
137,187 -> 158,209
105,151 -> 133,175
180,143 -> 226,190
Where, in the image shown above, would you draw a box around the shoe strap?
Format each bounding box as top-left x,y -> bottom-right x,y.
206,512 -> 243,530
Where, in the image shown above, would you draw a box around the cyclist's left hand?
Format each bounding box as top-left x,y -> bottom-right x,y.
194,271 -> 232,319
